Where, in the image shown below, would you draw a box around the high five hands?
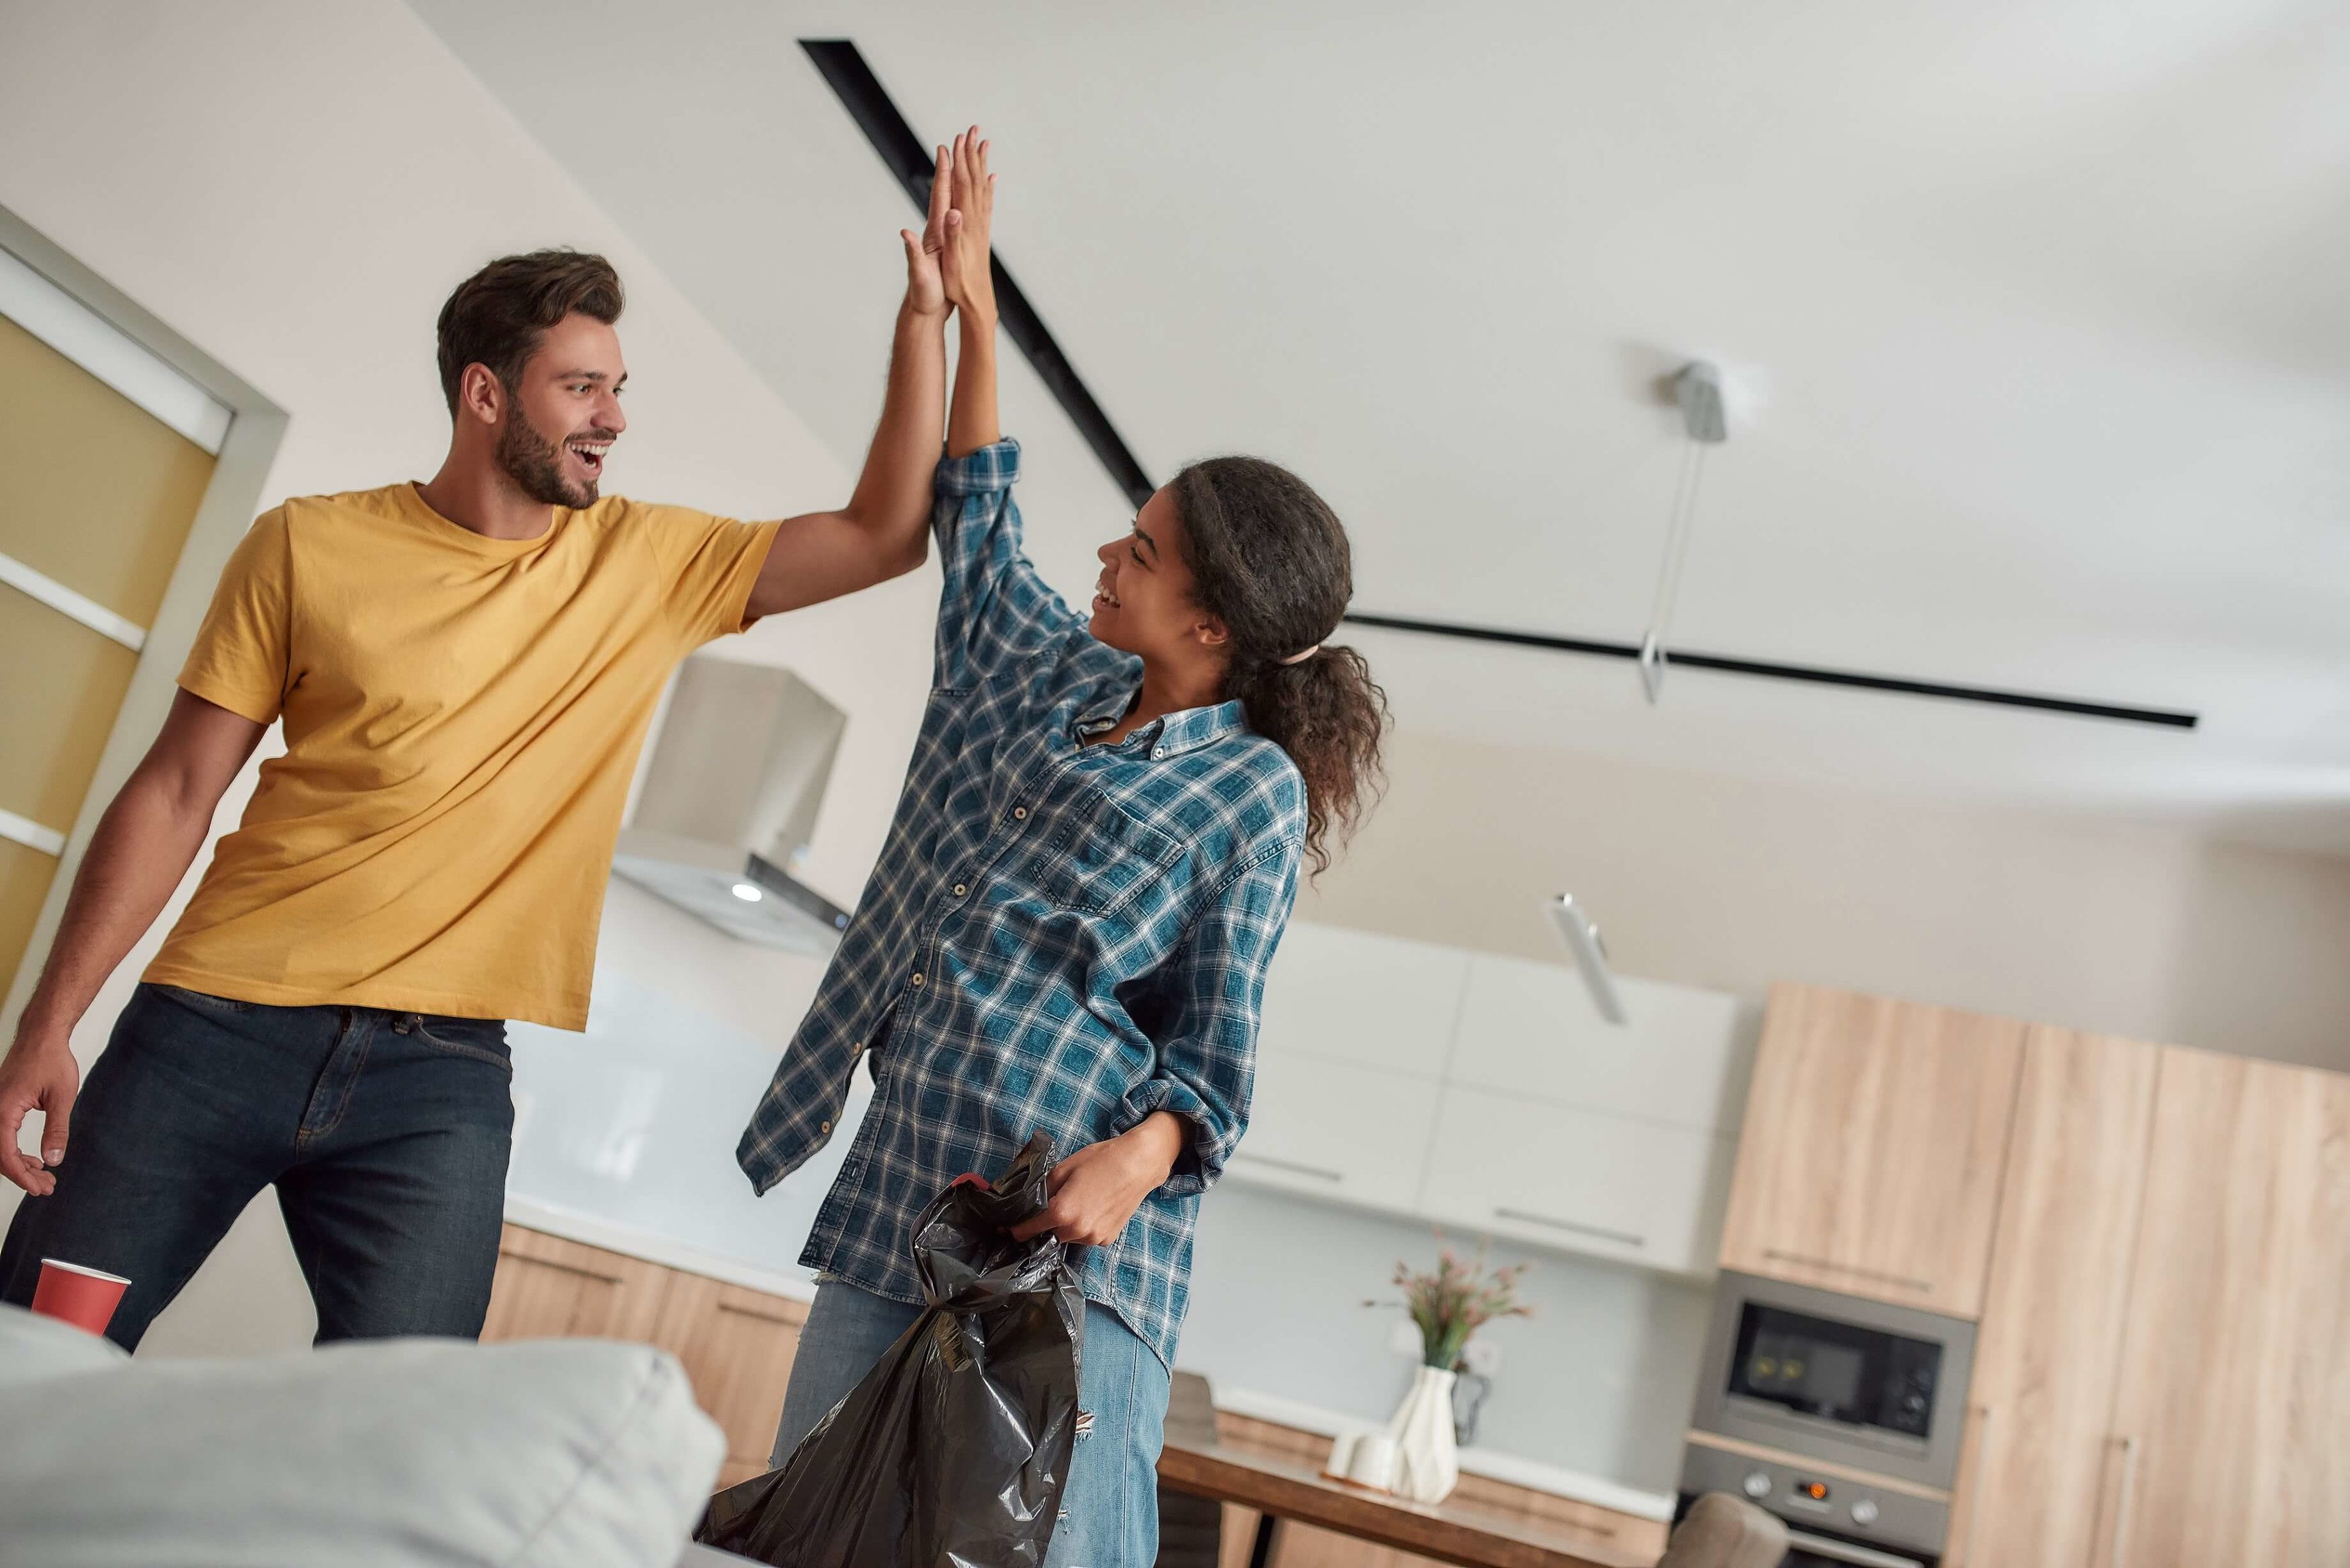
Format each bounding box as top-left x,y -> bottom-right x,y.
902,127 -> 996,324
941,128 -> 995,323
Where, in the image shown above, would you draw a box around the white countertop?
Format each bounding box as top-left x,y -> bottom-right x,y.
503,1199 -> 1673,1525
1203,1385 -> 1677,1523
504,1196 -> 818,1304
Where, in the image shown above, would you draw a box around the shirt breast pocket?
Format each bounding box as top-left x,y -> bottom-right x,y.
1027,803 -> 1186,918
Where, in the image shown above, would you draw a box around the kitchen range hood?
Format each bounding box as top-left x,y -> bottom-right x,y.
612,656 -> 852,957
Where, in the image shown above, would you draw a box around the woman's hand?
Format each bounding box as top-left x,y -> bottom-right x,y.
1009,1111 -> 1188,1247
900,142 -> 952,321
939,126 -> 996,324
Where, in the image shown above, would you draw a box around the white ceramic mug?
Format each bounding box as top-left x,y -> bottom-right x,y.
1324,1430 -> 1361,1479
1347,1432 -> 1400,1491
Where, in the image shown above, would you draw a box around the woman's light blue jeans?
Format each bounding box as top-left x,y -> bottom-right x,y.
771,1279 -> 1169,1568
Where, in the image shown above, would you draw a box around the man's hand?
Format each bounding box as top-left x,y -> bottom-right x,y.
0,1035 -> 81,1197
0,689 -> 260,1197
939,126 -> 996,323
745,137 -> 953,618
1010,1112 -> 1188,1248
901,142 -> 952,321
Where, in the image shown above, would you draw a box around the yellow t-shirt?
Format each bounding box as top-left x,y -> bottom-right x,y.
144,482 -> 780,1028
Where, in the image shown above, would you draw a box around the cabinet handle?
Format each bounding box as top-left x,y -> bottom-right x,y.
1230,1153 -> 1344,1184
1493,1208 -> 1644,1248
1959,1405 -> 1991,1567
1781,1528 -> 1926,1568
1761,1251 -> 1934,1294
2104,1435 -> 2141,1568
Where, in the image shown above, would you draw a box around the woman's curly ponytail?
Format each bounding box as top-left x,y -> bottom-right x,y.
1170,457 -> 1389,874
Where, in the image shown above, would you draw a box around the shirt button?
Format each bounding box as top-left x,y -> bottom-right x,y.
1152,748 -> 1166,759
1013,806 -> 1028,820
953,883 -> 968,897
910,973 -> 925,987
819,1120 -> 832,1135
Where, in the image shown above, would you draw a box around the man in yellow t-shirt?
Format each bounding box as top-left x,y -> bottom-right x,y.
0,155 -> 968,1348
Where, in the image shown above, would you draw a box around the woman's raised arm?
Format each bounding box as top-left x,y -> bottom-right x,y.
941,128 -> 1000,457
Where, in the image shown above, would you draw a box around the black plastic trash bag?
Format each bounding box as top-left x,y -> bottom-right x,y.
695,1133 -> 1086,1567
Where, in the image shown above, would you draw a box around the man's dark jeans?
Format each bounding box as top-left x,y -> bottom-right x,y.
0,983 -> 514,1350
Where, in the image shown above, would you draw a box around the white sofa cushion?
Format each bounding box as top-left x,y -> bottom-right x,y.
0,1306 -> 724,1568
0,1297 -> 128,1385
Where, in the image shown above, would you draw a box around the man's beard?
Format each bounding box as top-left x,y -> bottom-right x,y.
496,408 -> 596,509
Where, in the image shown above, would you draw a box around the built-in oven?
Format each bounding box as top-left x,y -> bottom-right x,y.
1678,1271 -> 1977,1568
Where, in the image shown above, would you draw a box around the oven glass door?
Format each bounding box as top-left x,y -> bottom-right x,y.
1728,1300 -> 1943,1441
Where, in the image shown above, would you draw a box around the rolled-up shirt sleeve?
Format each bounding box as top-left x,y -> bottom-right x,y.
931,438 -> 1084,687
1127,834 -> 1304,1197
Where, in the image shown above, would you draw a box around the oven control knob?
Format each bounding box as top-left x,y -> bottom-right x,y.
1742,1471 -> 1773,1500
1850,1499 -> 1881,1527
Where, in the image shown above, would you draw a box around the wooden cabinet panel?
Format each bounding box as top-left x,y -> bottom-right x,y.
484,1224 -> 810,1489
1269,1520 -> 1444,1568
1229,1049 -> 1442,1211
481,1224 -> 669,1342
1444,1472 -> 1668,1563
1419,1085 -> 1736,1277
1450,955 -> 1754,1134
2107,1048 -> 2350,1568
654,1273 -> 808,1488
1944,1026 -> 2158,1568
1258,922 -> 1470,1080
1718,985 -> 2025,1318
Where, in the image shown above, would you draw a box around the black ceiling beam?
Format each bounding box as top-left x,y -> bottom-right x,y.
803,40 -> 2199,734
800,39 -> 1155,509
1342,612 -> 2199,729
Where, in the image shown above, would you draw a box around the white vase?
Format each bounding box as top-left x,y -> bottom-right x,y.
1384,1364 -> 1460,1504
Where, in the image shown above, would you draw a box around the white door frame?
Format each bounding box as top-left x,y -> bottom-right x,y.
0,203 -> 288,1032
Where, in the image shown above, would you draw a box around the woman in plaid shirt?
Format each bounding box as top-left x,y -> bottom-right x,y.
747,130 -> 1388,1564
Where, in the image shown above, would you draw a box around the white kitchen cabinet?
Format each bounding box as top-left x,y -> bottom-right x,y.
1226,1046 -> 1440,1214
1416,1085 -> 1738,1277
1450,954 -> 1756,1134
1229,923 -> 1747,1279
1256,920 -> 1469,1080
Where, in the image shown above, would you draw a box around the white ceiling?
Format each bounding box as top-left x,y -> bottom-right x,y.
410,0 -> 2350,850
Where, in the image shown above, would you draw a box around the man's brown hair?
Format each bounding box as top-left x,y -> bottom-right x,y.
435,250 -> 624,415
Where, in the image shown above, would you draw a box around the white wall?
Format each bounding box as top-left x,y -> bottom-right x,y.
1183,1184 -> 1713,1491
1303,726 -> 2350,1074
0,0 -> 935,1355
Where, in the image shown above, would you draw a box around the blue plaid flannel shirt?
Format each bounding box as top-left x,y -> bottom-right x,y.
735,438 -> 1305,1367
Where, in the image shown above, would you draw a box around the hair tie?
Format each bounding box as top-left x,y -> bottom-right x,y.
1277,644 -> 1321,667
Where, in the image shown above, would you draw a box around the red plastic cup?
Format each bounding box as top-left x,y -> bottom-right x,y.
30,1259 -> 130,1336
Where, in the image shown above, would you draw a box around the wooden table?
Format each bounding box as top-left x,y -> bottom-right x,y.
1158,1436 -> 1656,1568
